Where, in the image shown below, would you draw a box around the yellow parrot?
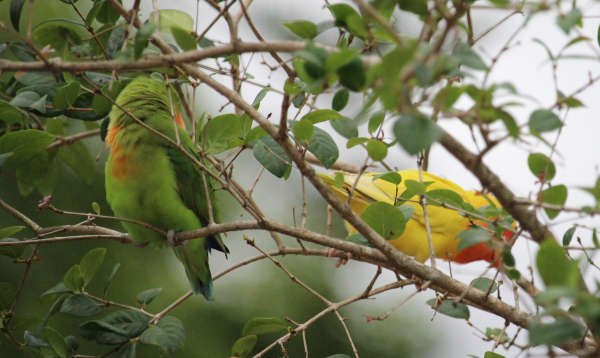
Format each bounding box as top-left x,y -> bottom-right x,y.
319,170 -> 515,265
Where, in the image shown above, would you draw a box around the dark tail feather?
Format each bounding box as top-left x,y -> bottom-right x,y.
207,234 -> 229,256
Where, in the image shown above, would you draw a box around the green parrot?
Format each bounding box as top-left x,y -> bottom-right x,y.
104,76 -> 228,300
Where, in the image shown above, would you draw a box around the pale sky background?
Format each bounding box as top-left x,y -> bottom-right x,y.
139,1 -> 600,356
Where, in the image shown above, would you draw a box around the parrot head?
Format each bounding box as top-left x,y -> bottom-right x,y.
106,76 -> 185,147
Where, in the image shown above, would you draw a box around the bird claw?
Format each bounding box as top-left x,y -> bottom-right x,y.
167,230 -> 177,246
327,248 -> 351,268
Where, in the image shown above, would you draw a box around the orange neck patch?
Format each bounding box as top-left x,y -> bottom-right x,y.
106,125 -> 122,148
174,112 -> 185,128
106,125 -> 135,180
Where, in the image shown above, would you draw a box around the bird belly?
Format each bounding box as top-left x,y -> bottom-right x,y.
105,147 -> 201,247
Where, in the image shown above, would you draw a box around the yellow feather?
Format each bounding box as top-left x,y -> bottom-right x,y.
319,170 -> 505,263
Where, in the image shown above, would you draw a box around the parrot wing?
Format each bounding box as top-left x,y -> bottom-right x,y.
165,135 -> 229,255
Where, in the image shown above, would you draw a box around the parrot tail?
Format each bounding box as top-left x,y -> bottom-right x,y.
173,240 -> 213,300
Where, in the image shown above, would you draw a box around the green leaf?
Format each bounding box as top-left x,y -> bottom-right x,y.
43,327 -> 70,358
63,265 -> 84,291
23,330 -> 48,348
373,171 -> 402,185
154,9 -> 193,32
301,109 -> 342,124
539,184 -> 567,219
10,91 -> 42,109
292,91 -> 306,108
427,299 -> 470,320
136,288 -> 162,305
536,239 -> 579,288
242,317 -> 289,336
172,27 -> 197,51
337,57 -> 366,91
368,111 -> 385,134
328,4 -> 360,26
0,100 -> 27,125
95,0 -> 121,24
117,343 -> 137,358
457,228 -> 492,252
81,310 -> 149,345
92,93 -> 112,116
296,44 -> 328,81
10,0 -> 25,31
557,8 -> 582,34
484,351 -> 505,358
366,139 -> 387,161
528,109 -> 562,135
42,282 -> 73,297
346,137 -> 367,148
360,202 -> 407,240
529,317 -> 585,345
399,179 -> 427,200
346,233 -> 370,246
65,93 -> 108,121
253,136 -> 291,179
325,48 -> 359,72
293,119 -> 314,142
484,329 -> 509,344
140,316 -> 184,353
562,226 -> 576,246
134,22 -> 156,59
283,20 -> 318,40
332,89 -> 349,111
330,116 -> 358,139
453,42 -> 488,71
32,20 -> 83,54
426,189 -> 464,208
527,153 -> 556,181
307,127 -> 338,168
580,177 -> 600,204
58,142 -> 95,185
204,114 -> 246,154
0,225 -> 25,239
244,126 -> 267,144
80,248 -> 107,287
434,86 -> 464,110
231,335 -> 257,358
397,0 -> 427,16
103,262 -> 121,296
60,294 -> 103,317
251,87 -> 271,109
54,81 -> 81,110
502,247 -> 515,267
333,172 -> 345,188
107,26 -> 128,58
470,277 -> 498,293
328,4 -> 368,38
534,286 -> 578,305
394,114 -> 440,155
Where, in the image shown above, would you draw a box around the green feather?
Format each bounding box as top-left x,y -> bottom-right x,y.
105,76 -> 228,299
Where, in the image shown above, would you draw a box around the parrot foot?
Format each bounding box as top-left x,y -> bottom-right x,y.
166,230 -> 179,247
327,248 -> 352,268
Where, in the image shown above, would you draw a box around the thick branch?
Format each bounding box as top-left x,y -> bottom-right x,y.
0,41 -> 306,72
